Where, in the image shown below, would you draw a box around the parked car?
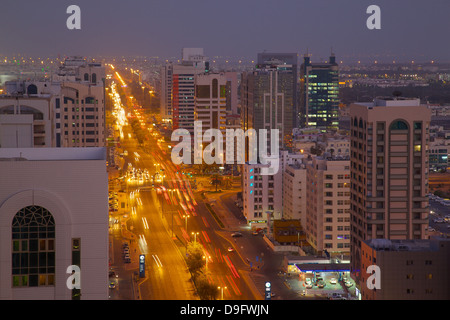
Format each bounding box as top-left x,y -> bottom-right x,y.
231,232 -> 243,237
329,278 -> 337,284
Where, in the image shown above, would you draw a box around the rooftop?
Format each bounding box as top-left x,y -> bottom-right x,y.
0,148 -> 106,161
365,238 -> 450,252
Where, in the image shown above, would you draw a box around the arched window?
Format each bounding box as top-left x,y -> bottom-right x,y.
12,206 -> 55,287
91,73 -> 97,83
84,73 -> 89,81
353,117 -> 358,128
390,120 -> 408,130
27,84 -> 38,95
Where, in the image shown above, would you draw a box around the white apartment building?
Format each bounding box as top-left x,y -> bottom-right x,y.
0,57 -> 106,148
242,151 -> 304,230
0,147 -> 108,300
305,156 -> 351,257
282,162 -> 307,224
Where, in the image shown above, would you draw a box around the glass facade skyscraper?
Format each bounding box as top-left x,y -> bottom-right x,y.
300,54 -> 339,131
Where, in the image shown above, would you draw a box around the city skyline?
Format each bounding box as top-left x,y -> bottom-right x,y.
1,0 -> 450,63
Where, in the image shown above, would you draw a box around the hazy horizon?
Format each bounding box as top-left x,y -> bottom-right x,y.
1,0 -> 449,63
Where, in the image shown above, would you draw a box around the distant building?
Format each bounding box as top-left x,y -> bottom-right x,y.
0,147 -> 108,300
160,48 -> 209,132
241,61 -> 295,152
257,53 -> 299,128
300,54 -> 339,131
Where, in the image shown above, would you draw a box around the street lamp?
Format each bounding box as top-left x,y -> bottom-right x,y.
203,255 -> 211,270
192,232 -> 199,243
218,286 -> 227,300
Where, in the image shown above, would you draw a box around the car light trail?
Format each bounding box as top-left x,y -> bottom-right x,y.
202,217 -> 210,228
152,254 -> 163,268
202,230 -> 211,243
142,217 -> 149,230
224,255 -> 240,279
226,274 -> 241,296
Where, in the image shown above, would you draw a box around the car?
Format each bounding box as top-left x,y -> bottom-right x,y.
252,231 -> 260,236
329,278 -> 337,284
345,281 -> 353,288
227,247 -> 234,252
109,281 -> 116,289
305,284 -> 313,289
328,293 -> 342,300
317,281 -> 325,288
305,278 -> 311,285
109,271 -> 117,278
231,232 -> 243,237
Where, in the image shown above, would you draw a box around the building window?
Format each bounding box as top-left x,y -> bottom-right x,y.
390,120 -> 408,130
12,206 -> 55,287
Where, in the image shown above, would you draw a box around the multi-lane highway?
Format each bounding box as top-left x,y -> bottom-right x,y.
108,69 -> 261,300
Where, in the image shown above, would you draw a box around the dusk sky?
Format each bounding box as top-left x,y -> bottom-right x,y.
1,0 -> 449,62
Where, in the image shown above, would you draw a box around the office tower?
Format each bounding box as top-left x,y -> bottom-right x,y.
0,57 -> 106,148
305,156 -> 351,257
360,238 -> 450,300
159,62 -> 173,122
300,54 -> 339,131
160,48 -> 209,132
257,52 -> 299,128
349,97 -> 432,277
0,147 -> 108,300
194,72 -> 227,135
224,71 -> 238,115
241,61 -> 295,153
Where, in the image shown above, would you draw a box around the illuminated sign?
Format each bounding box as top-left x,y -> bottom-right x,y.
265,282 -> 271,300
139,254 -> 145,278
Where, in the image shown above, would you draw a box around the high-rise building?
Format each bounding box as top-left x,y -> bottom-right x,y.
349,97 -> 432,277
300,54 -> 339,131
305,156 -> 351,257
241,61 -> 295,153
257,53 -> 299,128
160,48 -> 209,132
194,72 -> 227,135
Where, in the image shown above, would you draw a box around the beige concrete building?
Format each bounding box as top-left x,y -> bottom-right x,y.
305,156 -> 351,256
0,147 -> 108,300
360,238 -> 450,300
349,97 -> 432,275
0,56 -> 106,149
194,72 -> 227,136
